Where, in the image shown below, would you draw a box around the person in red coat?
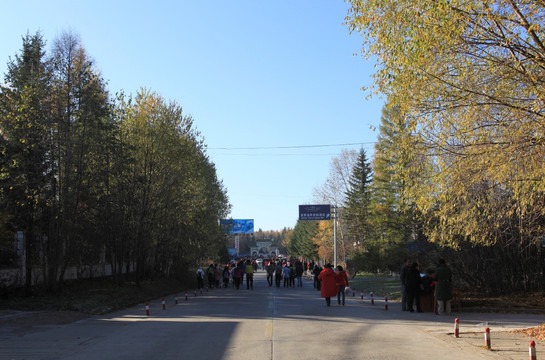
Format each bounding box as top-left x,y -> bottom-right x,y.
318,264 -> 338,307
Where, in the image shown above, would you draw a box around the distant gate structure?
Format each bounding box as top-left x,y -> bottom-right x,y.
250,240 -> 278,258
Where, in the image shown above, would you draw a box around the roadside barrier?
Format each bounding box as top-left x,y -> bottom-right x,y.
484,327 -> 491,350
370,292 -> 374,305
162,298 -> 166,310
384,295 -> 388,310
145,302 -> 150,316
454,318 -> 459,338
529,340 -> 536,360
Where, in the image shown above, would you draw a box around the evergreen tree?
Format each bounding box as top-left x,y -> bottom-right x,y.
368,103 -> 418,271
0,32 -> 53,294
344,148 -> 373,248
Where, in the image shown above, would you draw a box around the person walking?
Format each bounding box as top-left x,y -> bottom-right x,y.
233,262 -> 243,290
266,260 -> 275,287
275,261 -> 283,288
245,259 -> 254,290
207,264 -> 215,289
335,265 -> 349,306
405,262 -> 423,313
313,263 -> 322,290
283,263 -> 291,288
318,264 -> 338,307
222,264 -> 230,288
196,267 -> 205,290
400,259 -> 412,311
434,259 -> 453,315
295,260 -> 304,287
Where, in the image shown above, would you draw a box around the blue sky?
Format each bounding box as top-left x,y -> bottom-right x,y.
1,1 -> 384,231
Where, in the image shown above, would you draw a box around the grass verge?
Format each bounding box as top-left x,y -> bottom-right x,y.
0,277 -> 188,315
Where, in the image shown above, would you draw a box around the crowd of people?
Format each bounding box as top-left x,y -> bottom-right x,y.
400,258 -> 453,315
197,257 -> 453,313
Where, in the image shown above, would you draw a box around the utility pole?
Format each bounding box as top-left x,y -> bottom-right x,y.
333,205 -> 337,268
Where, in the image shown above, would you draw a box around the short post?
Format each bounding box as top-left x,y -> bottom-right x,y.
175,294 -> 179,304
162,298 -> 166,310
529,340 -> 536,360
361,290 -> 364,300
185,292 -> 188,301
194,290 -> 197,297
370,292 -> 374,305
454,318 -> 459,338
384,295 -> 389,310
484,327 -> 491,350
145,302 -> 150,316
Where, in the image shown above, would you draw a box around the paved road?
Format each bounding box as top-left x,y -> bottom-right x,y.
1,271 -> 543,360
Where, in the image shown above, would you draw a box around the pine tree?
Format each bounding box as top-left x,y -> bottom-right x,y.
368,103 -> 415,270
344,148 -> 373,248
0,32 -> 53,294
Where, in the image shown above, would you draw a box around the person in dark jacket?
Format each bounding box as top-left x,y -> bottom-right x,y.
406,262 -> 423,313
313,264 -> 322,290
434,259 -> 453,315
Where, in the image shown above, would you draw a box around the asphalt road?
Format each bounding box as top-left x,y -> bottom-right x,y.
1,271 -> 543,360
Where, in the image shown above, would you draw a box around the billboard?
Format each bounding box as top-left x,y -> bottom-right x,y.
220,219 -> 254,234
299,205 -> 331,221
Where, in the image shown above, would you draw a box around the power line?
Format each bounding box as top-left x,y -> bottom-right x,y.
208,142 -> 375,151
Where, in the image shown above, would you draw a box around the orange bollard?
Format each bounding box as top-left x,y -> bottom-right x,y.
145,302 -> 150,316
454,318 -> 459,338
162,298 -> 166,310
529,340 -> 536,360
484,327 -> 491,350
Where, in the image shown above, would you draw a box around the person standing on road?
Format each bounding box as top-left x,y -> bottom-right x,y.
222,264 -> 230,288
207,264 -> 215,289
400,259 -> 412,311
434,259 -> 453,315
313,263 -> 322,290
245,259 -> 254,290
406,262 -> 423,313
335,265 -> 349,306
283,263 -> 291,288
318,264 -> 339,307
266,260 -> 275,287
233,262 -> 243,289
275,261 -> 283,288
295,260 -> 304,287
196,267 -> 205,290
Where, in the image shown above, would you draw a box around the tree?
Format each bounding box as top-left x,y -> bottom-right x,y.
0,32 -> 53,294
46,30 -> 112,288
346,1 -> 545,291
346,0 -> 545,247
288,220 -> 318,260
313,149 -> 358,264
344,148 -> 373,247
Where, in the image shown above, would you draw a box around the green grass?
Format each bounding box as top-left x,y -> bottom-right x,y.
0,277 -> 188,315
348,274 -> 401,300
